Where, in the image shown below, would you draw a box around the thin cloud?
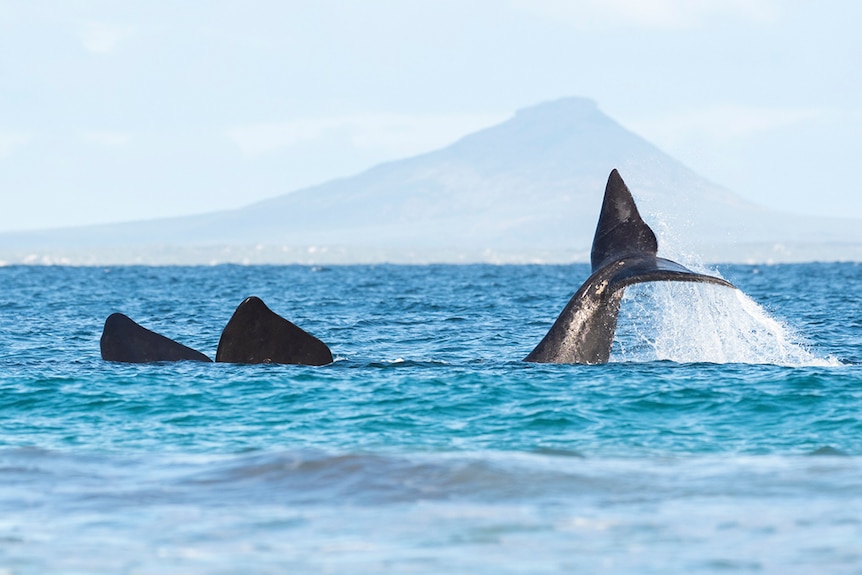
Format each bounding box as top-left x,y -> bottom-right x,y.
77,20 -> 133,54
630,105 -> 825,147
0,132 -> 33,158
511,0 -> 779,29
82,131 -> 131,147
227,113 -> 507,159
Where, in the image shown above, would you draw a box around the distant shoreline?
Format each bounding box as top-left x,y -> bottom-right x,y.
2,242 -> 861,266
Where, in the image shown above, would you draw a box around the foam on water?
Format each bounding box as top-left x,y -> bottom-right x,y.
613,279 -> 838,367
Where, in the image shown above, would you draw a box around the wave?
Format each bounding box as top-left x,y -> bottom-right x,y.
3,447 -> 860,509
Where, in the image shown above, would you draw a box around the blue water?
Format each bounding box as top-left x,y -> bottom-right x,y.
2,263 -> 862,573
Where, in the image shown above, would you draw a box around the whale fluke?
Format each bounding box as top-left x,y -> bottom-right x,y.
591,168 -> 660,271
525,169 -> 735,364
215,296 -> 333,365
100,313 -> 212,363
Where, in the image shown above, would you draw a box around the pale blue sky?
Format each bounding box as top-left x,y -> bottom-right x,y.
1,1 -> 860,231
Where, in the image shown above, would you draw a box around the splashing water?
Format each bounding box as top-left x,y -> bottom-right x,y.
612,280 -> 836,367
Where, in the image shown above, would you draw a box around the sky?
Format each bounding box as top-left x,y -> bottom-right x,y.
1,0 -> 860,232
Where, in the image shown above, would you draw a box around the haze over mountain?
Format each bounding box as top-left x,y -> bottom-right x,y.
3,97 -> 861,265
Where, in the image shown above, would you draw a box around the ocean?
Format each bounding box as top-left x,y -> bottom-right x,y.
1,263 -> 861,574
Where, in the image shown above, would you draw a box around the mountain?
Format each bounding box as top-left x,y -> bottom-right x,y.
3,97 -> 861,265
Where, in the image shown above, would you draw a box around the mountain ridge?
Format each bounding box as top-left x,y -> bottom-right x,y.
3,97 -> 861,264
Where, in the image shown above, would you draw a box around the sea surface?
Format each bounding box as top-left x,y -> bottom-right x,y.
1,263 -> 862,574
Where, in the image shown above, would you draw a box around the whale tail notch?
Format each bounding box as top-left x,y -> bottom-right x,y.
525,169 -> 735,364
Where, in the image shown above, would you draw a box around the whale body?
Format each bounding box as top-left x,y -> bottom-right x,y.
524,169 -> 735,364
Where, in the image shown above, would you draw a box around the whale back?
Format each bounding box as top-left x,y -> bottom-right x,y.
100,313 -> 212,363
215,296 -> 333,366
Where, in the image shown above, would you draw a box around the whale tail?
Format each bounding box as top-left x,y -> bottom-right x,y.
525,169 -> 735,364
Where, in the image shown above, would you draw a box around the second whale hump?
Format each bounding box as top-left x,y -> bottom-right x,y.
215,296 -> 333,366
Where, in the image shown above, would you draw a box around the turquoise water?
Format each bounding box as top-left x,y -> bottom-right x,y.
1,263 -> 862,573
